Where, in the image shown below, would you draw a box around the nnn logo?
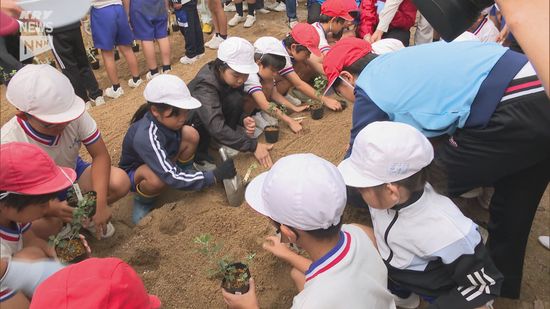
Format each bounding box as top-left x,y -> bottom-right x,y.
19,10 -> 54,61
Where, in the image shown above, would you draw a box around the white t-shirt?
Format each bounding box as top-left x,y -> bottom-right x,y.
0,112 -> 100,168
244,73 -> 263,95
278,40 -> 295,77
472,16 -> 499,42
312,22 -> 330,54
291,224 -> 396,309
372,38 -> 405,54
0,222 -> 31,299
91,0 -> 122,9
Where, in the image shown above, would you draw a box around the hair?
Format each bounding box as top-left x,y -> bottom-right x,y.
282,34 -> 310,53
332,53 -> 378,89
318,14 -> 347,24
274,220 -> 343,240
0,191 -> 59,211
254,52 -> 286,71
212,58 -> 231,73
130,102 -> 183,124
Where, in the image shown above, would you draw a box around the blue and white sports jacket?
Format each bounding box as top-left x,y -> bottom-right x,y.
119,112 -> 215,190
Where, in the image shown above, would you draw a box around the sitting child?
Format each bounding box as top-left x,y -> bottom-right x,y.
118,74 -> 236,223
222,153 -> 396,308
0,142 -> 76,308
338,121 -> 503,308
246,36 -> 308,135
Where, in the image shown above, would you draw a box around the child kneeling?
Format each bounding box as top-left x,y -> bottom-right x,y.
338,122 -> 503,309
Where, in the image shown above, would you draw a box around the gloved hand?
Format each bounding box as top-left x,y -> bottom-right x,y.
213,158 -> 237,182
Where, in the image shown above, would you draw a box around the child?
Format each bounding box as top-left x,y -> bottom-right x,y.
0,142 -> 76,308
172,0 -> 205,64
30,258 -> 161,308
1,65 -> 131,239
276,23 -> 343,111
187,37 -> 274,168
323,37 -> 550,298
204,0 -> 228,49
467,10 -> 499,43
246,36 -> 308,135
90,0 -> 143,99
359,0 -> 417,46
338,122 -> 503,308
222,153 -> 396,308
118,74 -> 237,223
129,0 -> 172,79
227,0 -> 257,28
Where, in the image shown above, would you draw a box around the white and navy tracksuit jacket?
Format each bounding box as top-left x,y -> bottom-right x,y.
119,112 -> 215,190
371,184 -> 503,308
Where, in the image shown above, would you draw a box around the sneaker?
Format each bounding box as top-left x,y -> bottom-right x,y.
204,35 -> 216,48
104,86 -> 124,99
224,2 -> 236,11
221,145 -> 240,158
539,236 -> 550,250
265,1 -> 280,10
92,95 -> 105,106
146,71 -> 160,81
128,78 -> 143,88
180,53 -> 204,64
289,18 -> 298,29
202,22 -> 213,34
243,15 -> 256,28
132,194 -> 157,224
193,160 -> 217,172
85,221 -> 116,238
208,35 -> 225,49
162,69 -> 171,74
257,8 -> 270,14
228,14 -> 246,27
284,93 -> 302,106
273,1 -> 286,11
85,101 -> 93,110
392,293 -> 420,309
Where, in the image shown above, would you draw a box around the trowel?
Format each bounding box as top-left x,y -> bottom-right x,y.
219,147 -> 245,207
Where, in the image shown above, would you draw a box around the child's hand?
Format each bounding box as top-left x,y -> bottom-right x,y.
262,235 -> 292,259
221,278 -> 260,309
288,119 -> 303,134
370,29 -> 384,43
243,116 -> 256,137
92,206 -> 112,240
47,199 -> 74,223
322,96 -> 343,111
290,105 -> 309,113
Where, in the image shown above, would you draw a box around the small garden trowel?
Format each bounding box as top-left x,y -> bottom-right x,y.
218,147 -> 244,207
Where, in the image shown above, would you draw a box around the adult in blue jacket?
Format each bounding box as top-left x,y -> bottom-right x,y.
323,37 -> 550,299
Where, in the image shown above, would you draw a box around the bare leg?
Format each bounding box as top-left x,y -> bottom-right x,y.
133,164 -> 166,196
141,40 -> 158,70
157,37 -> 171,66
118,45 -> 140,77
101,49 -> 119,85
208,0 -> 227,36
177,125 -> 200,161
77,166 -> 131,204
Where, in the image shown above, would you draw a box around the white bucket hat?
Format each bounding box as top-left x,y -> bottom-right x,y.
144,74 -> 201,110
254,36 -> 289,57
6,64 -> 85,123
217,37 -> 259,74
338,122 -> 434,188
245,153 -> 347,231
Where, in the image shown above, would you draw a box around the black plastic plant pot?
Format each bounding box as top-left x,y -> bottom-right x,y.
172,23 -> 180,32
114,50 -> 120,61
67,190 -> 97,218
264,125 -> 280,143
90,60 -> 100,70
310,105 -> 324,120
221,263 -> 251,295
55,238 -> 88,264
132,43 -> 140,52
339,100 -> 348,110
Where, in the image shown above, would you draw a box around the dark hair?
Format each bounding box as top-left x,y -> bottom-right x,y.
332,53 -> 378,89
130,102 -> 183,124
395,167 -> 428,192
318,14 -> 347,24
0,191 -> 59,211
254,52 -> 286,71
274,220 -> 343,240
213,58 -> 231,73
282,34 -> 310,53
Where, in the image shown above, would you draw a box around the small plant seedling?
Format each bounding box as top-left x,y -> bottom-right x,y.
267,102 -> 287,116
243,163 -> 259,184
0,66 -> 18,84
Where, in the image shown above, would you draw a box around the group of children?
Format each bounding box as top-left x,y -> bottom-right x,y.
1,0 -> 549,308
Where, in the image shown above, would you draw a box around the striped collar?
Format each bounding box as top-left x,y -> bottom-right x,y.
305,231 -> 352,282
0,222 -> 28,242
473,16 -> 488,35
16,116 -> 61,146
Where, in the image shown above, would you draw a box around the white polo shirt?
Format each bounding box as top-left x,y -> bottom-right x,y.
312,22 -> 330,54
472,16 -> 499,42
291,224 -> 396,309
244,73 -> 263,95
0,222 -> 31,301
0,112 -> 100,168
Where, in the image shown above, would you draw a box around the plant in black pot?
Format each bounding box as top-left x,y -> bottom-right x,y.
132,40 -> 140,52
264,103 -> 286,143
194,234 -> 256,295
49,187 -> 96,264
308,76 -> 327,120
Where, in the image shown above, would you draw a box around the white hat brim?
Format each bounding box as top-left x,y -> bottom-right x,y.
166,96 -> 202,110
244,172 -> 272,218
337,158 -> 384,188
32,95 -> 86,123
228,62 -> 260,75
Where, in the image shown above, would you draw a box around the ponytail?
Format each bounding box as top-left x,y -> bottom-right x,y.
130,103 -> 150,124
130,102 -> 183,124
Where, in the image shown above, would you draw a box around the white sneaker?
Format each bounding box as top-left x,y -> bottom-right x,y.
85,221 -> 116,239
146,71 -> 160,81
85,101 -> 93,110
104,86 -> 124,99
221,145 -> 240,158
228,14 -> 246,26
224,2 -> 236,11
257,8 -> 270,14
265,2 -> 279,10
180,53 -> 204,64
128,78 -> 143,88
393,293 -> 420,309
289,19 -> 298,29
539,236 -> 550,250
284,93 -> 302,106
193,160 -> 217,172
273,2 -> 286,11
91,95 -> 105,106
243,15 -> 256,28
206,35 -> 225,49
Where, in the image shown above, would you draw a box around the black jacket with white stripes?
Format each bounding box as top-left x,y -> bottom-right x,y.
370,184 -> 503,308
119,112 -> 215,190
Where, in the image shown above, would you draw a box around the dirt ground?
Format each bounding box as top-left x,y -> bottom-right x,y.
1,6 -> 549,309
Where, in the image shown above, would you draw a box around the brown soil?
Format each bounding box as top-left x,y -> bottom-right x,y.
1,6 -> 548,309
55,238 -> 87,264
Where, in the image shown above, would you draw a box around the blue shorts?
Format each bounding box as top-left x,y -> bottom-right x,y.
90,4 -> 134,50
58,157 -> 91,201
129,0 -> 168,40
127,168 -> 138,192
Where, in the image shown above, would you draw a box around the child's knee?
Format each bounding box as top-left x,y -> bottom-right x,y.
14,247 -> 47,260
109,167 -> 131,199
183,125 -> 200,146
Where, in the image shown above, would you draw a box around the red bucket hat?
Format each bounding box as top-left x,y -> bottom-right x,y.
0,142 -> 76,196
30,258 -> 161,309
323,37 -> 372,95
321,0 -> 358,21
290,23 -> 322,57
